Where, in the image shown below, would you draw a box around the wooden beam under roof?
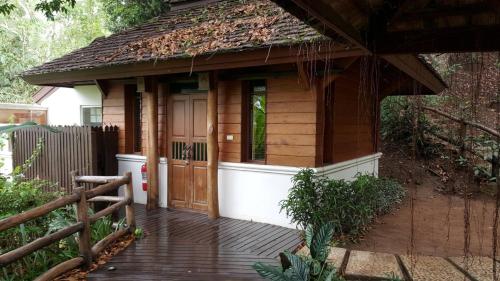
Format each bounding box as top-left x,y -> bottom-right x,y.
381,54 -> 446,94
272,0 -> 500,53
376,25 -> 500,53
272,0 -> 369,53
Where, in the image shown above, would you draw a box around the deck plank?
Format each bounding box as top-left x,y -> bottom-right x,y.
88,205 -> 300,280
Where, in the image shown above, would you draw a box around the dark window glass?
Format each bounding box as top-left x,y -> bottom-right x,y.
81,106 -> 102,126
133,92 -> 142,153
248,81 -> 266,161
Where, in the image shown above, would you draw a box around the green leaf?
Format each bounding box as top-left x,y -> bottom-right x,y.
305,224 -> 313,248
253,262 -> 291,281
310,223 -> 334,262
323,270 -> 336,281
284,251 -> 310,281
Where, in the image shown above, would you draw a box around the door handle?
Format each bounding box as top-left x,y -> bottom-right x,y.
183,144 -> 192,165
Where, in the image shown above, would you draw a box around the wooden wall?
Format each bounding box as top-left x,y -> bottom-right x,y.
102,82 -> 126,154
266,76 -> 318,167
102,82 -> 166,156
330,64 -> 376,163
216,76 -> 318,167
101,65 -> 377,168
218,80 -> 243,162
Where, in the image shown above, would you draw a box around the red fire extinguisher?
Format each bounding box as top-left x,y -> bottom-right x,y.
141,163 -> 148,191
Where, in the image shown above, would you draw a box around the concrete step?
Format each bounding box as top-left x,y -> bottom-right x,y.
345,250 -> 403,280
296,246 -> 347,269
449,256 -> 500,281
401,255 -> 471,281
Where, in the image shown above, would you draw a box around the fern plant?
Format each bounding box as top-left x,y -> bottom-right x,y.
253,223 -> 343,281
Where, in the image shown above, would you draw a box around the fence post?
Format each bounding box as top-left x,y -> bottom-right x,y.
492,154 -> 499,180
124,172 -> 136,233
70,170 -> 79,190
75,187 -> 92,269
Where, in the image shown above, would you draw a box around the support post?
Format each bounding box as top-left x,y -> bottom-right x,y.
124,172 -> 136,232
207,71 -> 219,219
75,187 -> 92,269
143,77 -> 159,210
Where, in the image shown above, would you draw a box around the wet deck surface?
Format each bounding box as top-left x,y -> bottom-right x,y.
88,205 -> 301,280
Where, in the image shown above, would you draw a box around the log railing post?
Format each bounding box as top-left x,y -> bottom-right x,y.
75,187 -> 92,269
207,71 -> 220,219
124,172 -> 136,232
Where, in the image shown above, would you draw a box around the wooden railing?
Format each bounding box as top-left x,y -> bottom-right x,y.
0,172 -> 135,281
422,106 -> 499,178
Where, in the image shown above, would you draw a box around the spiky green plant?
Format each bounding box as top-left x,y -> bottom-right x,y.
253,223 -> 343,281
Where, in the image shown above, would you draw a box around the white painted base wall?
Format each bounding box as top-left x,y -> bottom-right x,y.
218,153 -> 382,228
116,152 -> 382,229
116,154 -> 168,208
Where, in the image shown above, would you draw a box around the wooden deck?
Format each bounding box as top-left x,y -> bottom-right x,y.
88,205 -> 301,280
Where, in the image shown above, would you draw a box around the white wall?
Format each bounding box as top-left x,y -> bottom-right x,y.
218,153 -> 382,228
39,85 -> 101,126
116,154 -> 168,208
0,150 -> 12,175
116,153 -> 382,229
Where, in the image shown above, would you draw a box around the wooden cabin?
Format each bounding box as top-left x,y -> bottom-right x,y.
22,0 -> 445,228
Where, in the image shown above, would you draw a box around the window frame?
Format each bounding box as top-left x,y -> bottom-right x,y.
80,105 -> 102,127
124,84 -> 142,154
241,80 -> 267,164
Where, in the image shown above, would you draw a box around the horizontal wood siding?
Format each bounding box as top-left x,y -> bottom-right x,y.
332,64 -> 375,163
266,76 -> 318,167
102,82 -> 166,156
218,80 -> 242,162
216,75 -> 319,167
102,83 -> 126,154
101,67 -> 377,168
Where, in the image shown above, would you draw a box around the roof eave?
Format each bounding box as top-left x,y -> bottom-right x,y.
381,54 -> 447,95
22,46 -> 365,86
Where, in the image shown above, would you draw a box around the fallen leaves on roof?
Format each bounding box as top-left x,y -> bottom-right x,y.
102,0 -> 318,62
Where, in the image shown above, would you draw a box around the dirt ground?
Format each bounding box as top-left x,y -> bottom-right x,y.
347,146 -> 500,257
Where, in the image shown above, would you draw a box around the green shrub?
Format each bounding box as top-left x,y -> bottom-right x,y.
253,223 -> 344,281
280,169 -> 405,240
0,173 -> 115,280
380,96 -> 441,158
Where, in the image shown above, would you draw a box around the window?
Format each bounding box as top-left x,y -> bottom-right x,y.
125,85 -> 142,154
243,80 -> 266,162
132,92 -> 142,153
81,106 -> 102,126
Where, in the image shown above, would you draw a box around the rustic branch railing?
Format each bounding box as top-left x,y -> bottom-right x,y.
422,106 -> 500,138
0,172 -> 135,281
422,106 -> 499,178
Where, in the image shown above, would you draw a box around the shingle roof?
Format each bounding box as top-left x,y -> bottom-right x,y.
24,0 -> 343,77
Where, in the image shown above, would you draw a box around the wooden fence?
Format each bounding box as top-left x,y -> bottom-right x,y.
423,106 -> 499,179
0,172 -> 135,281
12,126 -> 119,193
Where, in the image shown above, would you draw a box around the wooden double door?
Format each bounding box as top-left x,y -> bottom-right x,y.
168,94 -> 208,212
